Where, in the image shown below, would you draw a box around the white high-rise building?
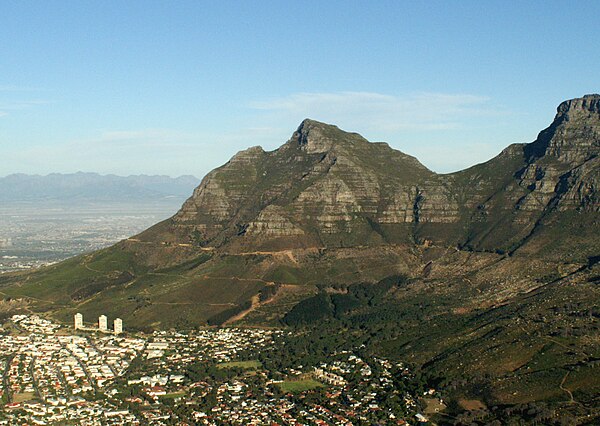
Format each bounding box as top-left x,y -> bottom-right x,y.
99,315 -> 108,331
114,318 -> 123,334
74,313 -> 83,329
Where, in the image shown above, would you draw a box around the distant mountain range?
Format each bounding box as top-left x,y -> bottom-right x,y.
0,172 -> 199,203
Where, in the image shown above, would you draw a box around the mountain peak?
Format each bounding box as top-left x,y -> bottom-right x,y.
556,94 -> 600,117
297,118 -> 335,131
525,95 -> 600,163
292,119 -> 365,154
294,119 -> 337,153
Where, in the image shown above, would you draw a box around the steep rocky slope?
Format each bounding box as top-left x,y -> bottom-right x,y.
144,119 -> 433,251
135,94 -> 598,263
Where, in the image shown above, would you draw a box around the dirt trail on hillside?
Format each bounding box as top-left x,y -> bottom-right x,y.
235,249 -> 298,264
222,294 -> 262,325
222,283 -> 298,325
559,372 -> 575,404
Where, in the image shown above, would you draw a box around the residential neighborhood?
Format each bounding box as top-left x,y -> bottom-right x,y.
0,314 -> 435,425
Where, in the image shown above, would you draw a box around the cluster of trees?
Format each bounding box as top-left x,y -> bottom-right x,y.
259,283 -> 280,302
283,275 -> 408,325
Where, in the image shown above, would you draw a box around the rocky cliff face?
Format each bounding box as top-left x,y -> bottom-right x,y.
459,95 -> 600,254
519,95 -> 599,208
527,94 -> 600,163
161,95 -> 599,257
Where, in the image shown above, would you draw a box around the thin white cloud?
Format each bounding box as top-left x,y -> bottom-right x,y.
245,91 -> 517,173
249,91 -> 497,132
93,129 -> 198,147
0,99 -> 50,118
2,91 -> 516,176
0,84 -> 50,117
0,99 -> 50,110
0,85 -> 43,92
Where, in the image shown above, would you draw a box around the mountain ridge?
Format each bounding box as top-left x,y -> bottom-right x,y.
0,172 -> 199,203
144,95 -> 597,259
1,95 -> 598,411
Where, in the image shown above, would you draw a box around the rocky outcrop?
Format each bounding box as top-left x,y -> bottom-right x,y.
545,95 -> 600,163
557,157 -> 599,211
173,146 -> 267,240
294,119 -> 338,154
378,187 -> 418,223
414,183 -> 462,224
247,205 -> 305,236
168,119 -> 433,246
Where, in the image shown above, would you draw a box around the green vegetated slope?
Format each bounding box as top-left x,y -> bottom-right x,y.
0,95 -> 599,412
273,259 -> 600,410
1,242 -> 420,329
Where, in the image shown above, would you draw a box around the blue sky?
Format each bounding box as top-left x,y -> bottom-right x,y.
1,1 -> 598,177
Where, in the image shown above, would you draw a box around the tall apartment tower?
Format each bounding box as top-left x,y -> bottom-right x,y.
114,318 -> 123,334
74,313 -> 83,329
99,315 -> 108,331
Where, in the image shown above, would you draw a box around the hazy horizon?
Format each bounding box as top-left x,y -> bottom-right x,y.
0,171 -> 198,179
